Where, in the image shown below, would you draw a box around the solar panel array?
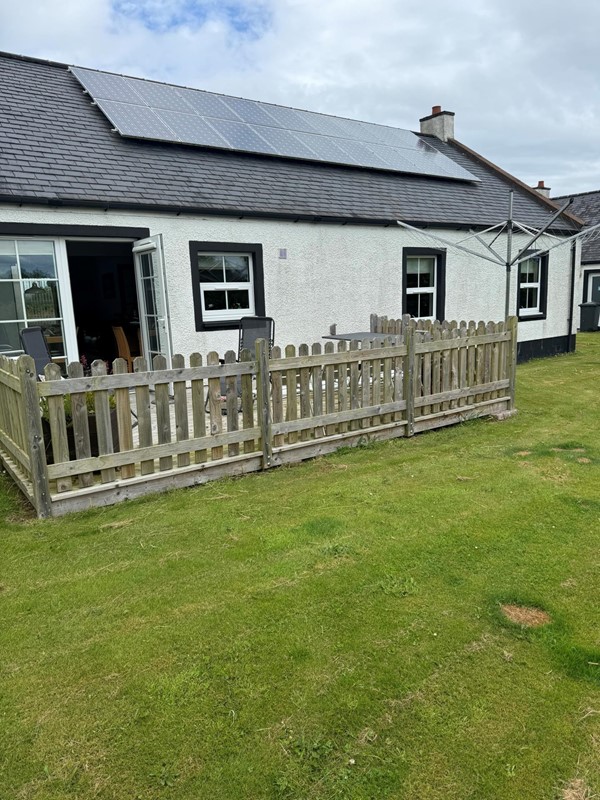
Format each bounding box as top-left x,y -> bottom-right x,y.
69,66 -> 478,182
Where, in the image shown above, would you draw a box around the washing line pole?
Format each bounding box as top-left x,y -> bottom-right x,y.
504,190 -> 514,320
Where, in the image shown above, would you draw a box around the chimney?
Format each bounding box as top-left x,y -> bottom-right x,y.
419,105 -> 455,142
533,180 -> 551,198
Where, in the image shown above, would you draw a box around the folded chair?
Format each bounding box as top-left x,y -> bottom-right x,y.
20,326 -> 53,378
205,316 -> 275,412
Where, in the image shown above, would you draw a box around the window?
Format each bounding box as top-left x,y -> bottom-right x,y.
402,248 -> 446,321
517,252 -> 548,320
583,269 -> 600,304
190,242 -> 265,330
0,239 -> 67,362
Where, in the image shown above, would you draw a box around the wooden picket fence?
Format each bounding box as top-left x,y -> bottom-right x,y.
0,316 -> 517,517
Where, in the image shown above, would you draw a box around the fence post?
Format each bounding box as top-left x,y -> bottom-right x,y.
18,355 -> 51,518
255,338 -> 273,468
507,315 -> 518,410
403,319 -> 415,436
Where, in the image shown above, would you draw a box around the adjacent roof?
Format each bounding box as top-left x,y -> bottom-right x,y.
553,190 -> 600,262
0,51 -> 578,233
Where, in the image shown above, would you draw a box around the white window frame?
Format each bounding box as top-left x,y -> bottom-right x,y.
198,251 -> 255,323
0,237 -> 77,364
518,256 -> 542,317
586,270 -> 600,302
405,255 -> 436,321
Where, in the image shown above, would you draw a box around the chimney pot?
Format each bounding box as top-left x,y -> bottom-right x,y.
533,180 -> 551,198
432,105 -> 442,115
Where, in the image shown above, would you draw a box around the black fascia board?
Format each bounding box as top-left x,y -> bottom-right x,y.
0,194 -> 578,235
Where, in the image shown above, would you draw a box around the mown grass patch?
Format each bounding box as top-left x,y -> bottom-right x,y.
0,336 -> 599,799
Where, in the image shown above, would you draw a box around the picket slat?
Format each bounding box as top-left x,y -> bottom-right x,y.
134,356 -> 154,475
190,352 -> 207,464
271,345 -> 284,448
285,344 -> 298,445
299,344 -> 311,441
207,351 -> 223,461
91,359 -> 116,484
311,342 -> 324,439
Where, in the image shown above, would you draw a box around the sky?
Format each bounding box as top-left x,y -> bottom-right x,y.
1,0 -> 599,197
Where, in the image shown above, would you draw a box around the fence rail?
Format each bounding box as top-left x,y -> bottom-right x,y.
0,316 -> 518,517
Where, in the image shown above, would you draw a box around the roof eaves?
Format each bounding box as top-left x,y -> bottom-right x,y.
553,189 -> 600,202
0,49 -> 70,70
449,139 -> 585,229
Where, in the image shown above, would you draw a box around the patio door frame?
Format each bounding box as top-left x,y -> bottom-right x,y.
133,234 -> 173,366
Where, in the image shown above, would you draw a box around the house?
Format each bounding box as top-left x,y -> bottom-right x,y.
551,190 -> 600,327
0,50 -> 582,369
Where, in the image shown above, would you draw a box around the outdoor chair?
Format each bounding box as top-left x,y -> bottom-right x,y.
20,326 -> 53,378
112,325 -> 135,371
238,316 -> 275,359
205,316 -> 275,413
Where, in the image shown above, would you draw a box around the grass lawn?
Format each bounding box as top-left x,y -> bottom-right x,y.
0,336 -> 599,800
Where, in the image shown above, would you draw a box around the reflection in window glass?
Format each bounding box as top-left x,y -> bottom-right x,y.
17,241 -> 56,279
143,278 -> 157,316
0,241 -> 18,280
0,282 -> 24,321
23,281 -> 59,319
198,255 -> 223,283
0,322 -> 22,352
224,256 -> 249,282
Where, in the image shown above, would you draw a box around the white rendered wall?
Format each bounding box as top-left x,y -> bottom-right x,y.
0,203 -> 576,358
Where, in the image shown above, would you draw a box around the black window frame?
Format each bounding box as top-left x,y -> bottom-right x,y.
189,241 -> 265,331
402,247 -> 446,322
517,250 -> 548,322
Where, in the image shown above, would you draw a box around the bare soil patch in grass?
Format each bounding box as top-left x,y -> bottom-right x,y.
501,604 -> 551,627
562,778 -> 593,799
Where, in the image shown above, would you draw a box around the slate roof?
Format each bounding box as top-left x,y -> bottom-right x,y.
0,51 -> 578,233
553,190 -> 600,262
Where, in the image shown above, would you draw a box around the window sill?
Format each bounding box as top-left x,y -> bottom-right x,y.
517,312 -> 547,322
196,320 -> 244,332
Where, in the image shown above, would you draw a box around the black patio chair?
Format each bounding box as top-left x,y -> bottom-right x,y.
238,316 -> 275,359
20,326 -> 53,378
205,316 -> 275,412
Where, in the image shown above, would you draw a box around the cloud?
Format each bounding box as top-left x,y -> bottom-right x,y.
0,0 -> 598,195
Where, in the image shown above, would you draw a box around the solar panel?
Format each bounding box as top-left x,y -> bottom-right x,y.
294,131 -> 359,164
207,118 -> 278,154
257,104 -> 319,133
69,65 -> 479,182
76,70 -> 141,104
95,99 -> 175,139
333,139 -> 390,170
300,111 -> 349,138
221,96 -> 279,127
251,127 -> 318,160
126,78 -> 192,113
153,110 -> 229,148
